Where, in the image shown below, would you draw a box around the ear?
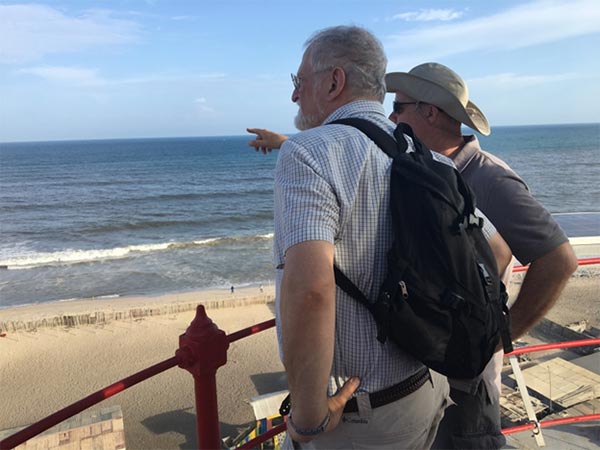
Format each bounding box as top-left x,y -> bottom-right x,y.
326,67 -> 346,101
425,104 -> 439,123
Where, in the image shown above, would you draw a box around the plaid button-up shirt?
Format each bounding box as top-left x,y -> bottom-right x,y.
274,100 -> 426,395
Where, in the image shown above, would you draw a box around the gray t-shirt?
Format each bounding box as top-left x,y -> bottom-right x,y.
454,135 -> 568,266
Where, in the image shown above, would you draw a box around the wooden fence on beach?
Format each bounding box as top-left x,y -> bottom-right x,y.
0,294 -> 275,334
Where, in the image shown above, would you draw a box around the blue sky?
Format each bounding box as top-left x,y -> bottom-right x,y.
1,0 -> 599,142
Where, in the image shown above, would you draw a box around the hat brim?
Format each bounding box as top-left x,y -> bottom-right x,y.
385,72 -> 490,136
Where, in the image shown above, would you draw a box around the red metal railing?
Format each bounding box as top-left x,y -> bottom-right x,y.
1,257 -> 599,449
513,256 -> 600,272
0,306 -> 276,450
501,337 -> 600,437
0,357 -> 179,450
505,338 -> 600,357
503,414 -> 600,435
228,319 -> 276,343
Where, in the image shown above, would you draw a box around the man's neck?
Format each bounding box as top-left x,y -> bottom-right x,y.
428,134 -> 465,160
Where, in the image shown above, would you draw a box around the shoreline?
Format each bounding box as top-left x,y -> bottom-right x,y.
0,233 -> 595,313
2,258 -> 598,334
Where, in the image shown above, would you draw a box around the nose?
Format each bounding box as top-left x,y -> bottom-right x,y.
388,112 -> 399,124
291,88 -> 299,103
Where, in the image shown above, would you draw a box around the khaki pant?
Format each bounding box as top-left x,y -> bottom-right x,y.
285,371 -> 450,450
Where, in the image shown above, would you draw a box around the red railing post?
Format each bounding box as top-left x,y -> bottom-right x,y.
177,305 -> 229,450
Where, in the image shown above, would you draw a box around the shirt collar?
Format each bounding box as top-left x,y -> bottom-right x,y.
452,134 -> 480,172
323,100 -> 387,124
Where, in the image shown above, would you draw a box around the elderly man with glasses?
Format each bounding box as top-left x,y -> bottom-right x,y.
268,26 -> 456,450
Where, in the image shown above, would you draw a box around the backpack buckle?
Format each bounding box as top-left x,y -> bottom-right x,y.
468,214 -> 483,229
452,215 -> 469,234
477,263 -> 493,286
452,214 -> 483,235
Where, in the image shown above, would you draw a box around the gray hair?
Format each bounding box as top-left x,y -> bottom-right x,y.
305,25 -> 387,102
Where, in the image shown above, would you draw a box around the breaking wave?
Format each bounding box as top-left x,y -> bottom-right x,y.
0,233 -> 274,270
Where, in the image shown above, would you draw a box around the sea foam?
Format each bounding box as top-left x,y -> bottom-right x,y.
0,234 -> 274,270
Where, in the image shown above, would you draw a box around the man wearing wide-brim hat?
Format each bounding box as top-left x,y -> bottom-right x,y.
385,63 -> 577,449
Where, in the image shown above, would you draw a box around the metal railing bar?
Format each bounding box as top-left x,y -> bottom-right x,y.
227,318 -> 276,343
506,338 -> 600,357
513,256 -> 600,272
0,356 -> 179,450
502,413 -> 600,435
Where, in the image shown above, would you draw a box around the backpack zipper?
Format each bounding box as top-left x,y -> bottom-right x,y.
399,280 -> 409,299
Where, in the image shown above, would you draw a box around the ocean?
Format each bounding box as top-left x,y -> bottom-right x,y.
1,123 -> 598,307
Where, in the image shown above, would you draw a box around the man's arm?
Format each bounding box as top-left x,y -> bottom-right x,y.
247,128 -> 288,154
508,241 -> 578,339
280,240 -> 359,442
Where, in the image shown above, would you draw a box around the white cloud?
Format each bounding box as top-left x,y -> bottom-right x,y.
391,9 -> 465,22
0,4 -> 141,64
468,72 -> 580,89
171,15 -> 196,21
194,97 -> 214,113
18,66 -> 106,86
386,0 -> 600,69
17,66 -> 228,87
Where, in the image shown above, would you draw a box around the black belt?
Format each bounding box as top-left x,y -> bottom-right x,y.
343,367 -> 431,413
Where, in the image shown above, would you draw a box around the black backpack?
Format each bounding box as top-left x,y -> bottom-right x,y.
330,118 -> 513,379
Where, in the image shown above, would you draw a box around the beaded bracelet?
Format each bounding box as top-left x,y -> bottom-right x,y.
288,410 -> 331,437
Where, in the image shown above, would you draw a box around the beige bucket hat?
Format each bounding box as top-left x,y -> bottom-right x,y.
385,63 -> 490,136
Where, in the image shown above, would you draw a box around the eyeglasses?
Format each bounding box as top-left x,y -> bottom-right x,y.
392,101 -> 419,115
291,73 -> 301,90
291,67 -> 334,91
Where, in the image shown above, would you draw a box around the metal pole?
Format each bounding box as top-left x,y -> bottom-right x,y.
509,355 -> 546,447
177,305 -> 229,450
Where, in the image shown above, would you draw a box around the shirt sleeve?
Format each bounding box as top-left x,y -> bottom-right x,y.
475,207 -> 497,241
483,173 -> 568,265
274,140 -> 340,256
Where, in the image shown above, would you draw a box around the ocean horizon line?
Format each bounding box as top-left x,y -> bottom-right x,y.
1,121 -> 598,145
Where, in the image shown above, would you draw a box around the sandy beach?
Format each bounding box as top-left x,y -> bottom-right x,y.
1,264 -> 598,449
0,286 -> 285,449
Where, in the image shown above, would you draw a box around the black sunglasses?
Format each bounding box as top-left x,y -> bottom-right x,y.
392,101 -> 419,114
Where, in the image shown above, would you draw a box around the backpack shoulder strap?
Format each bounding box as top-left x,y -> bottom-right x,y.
331,117 -> 435,161
333,265 -> 371,308
329,118 -> 396,314
329,117 -> 398,310
334,265 -> 388,343
330,117 -> 405,158
394,122 -> 432,159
